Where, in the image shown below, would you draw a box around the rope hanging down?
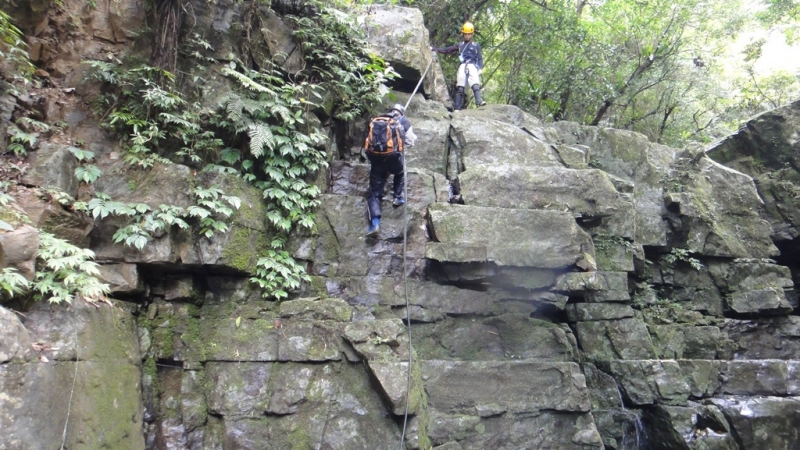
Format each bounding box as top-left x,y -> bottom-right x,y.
397,56 -> 434,450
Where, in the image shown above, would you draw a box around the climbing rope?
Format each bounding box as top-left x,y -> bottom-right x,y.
398,56 -> 434,450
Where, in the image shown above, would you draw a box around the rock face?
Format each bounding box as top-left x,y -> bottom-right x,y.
2,3 -> 800,450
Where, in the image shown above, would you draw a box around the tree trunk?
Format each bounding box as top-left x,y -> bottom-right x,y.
150,0 -> 184,75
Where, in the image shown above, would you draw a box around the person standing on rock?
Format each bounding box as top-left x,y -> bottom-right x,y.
431,21 -> 487,111
364,104 -> 415,237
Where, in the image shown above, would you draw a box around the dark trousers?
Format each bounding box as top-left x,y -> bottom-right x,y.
367,152 -> 404,219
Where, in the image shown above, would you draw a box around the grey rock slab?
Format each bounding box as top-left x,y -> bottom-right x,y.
710,396 -> 800,450
449,114 -> 562,170
581,362 -> 623,410
22,300 -> 141,364
278,298 -> 353,322
706,98 -> 800,174
204,362 -> 273,418
0,224 -> 39,280
575,318 -> 657,360
598,360 -> 690,406
421,360 -> 591,413
460,165 -> 624,220
0,360 -> 144,450
413,316 -> 577,362
0,306 -> 34,363
652,403 -> 738,450
550,123 -> 675,246
678,360 -> 724,398
366,361 -> 423,415
566,303 -> 635,322
649,325 -> 728,360
427,409 -> 603,450
726,288 -> 794,314
666,156 -> 779,258
343,319 -> 410,362
555,271 -> 629,295
427,203 -> 594,268
720,360 -> 789,396
362,6 -> 443,101
789,361 -> 800,395
204,361 -> 401,449
21,142 -> 79,197
722,316 -> 800,359
96,263 -> 143,294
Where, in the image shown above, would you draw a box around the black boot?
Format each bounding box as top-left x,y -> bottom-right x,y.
454,86 -> 465,110
472,84 -> 486,106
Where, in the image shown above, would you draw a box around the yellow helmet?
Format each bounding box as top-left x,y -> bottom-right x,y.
462,22 -> 474,34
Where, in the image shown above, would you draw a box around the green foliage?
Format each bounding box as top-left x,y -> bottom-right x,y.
220,63 -> 327,234
6,118 -> 50,156
664,247 -> 703,271
82,1 -> 391,299
85,61 -> 222,168
288,2 -> 397,120
250,237 -> 311,301
0,8 -> 34,84
69,147 -> 103,184
0,268 -> 28,299
74,188 -> 241,250
32,232 -> 110,304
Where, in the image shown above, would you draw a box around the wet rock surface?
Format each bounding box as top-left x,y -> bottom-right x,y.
2,3 -> 800,450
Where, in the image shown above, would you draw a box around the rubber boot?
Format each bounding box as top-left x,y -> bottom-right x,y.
472,84 -> 487,106
366,217 -> 380,236
454,86 -> 465,110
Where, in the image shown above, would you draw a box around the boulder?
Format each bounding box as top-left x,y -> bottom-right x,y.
0,224 -> 39,281
362,6 -> 450,104
707,259 -> 794,314
665,154 -> 778,258
0,306 -> 34,363
96,263 -> 142,294
21,143 -> 79,197
449,113 -> 562,171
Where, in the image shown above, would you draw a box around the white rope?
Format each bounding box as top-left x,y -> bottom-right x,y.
397,56 -> 434,450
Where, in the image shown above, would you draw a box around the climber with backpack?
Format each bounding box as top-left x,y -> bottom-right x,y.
431,21 -> 487,110
364,104 -> 416,237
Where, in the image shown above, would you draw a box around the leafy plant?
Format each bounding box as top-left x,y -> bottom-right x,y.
0,8 -> 34,84
287,2 -> 397,120
664,247 -> 703,271
69,147 -> 103,184
31,232 -> 110,304
75,188 -> 241,250
0,268 -> 28,299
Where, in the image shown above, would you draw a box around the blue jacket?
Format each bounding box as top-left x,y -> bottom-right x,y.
433,41 -> 484,69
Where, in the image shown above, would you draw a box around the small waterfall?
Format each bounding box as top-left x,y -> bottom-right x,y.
614,383 -> 647,450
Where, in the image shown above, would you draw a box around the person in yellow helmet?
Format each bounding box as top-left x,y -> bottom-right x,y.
431,21 -> 487,110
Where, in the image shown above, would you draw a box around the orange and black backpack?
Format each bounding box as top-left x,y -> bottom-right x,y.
364,114 -> 404,154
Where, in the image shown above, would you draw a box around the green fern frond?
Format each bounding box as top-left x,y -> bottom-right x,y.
247,123 -> 275,158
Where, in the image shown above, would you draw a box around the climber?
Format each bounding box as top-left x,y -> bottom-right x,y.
364,104 -> 415,237
431,21 -> 487,110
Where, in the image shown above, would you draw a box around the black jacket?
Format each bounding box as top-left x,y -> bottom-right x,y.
433,41 -> 484,69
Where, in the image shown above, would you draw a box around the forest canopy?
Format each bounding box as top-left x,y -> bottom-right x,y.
414,0 -> 800,146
